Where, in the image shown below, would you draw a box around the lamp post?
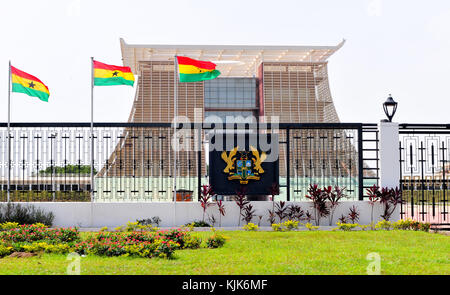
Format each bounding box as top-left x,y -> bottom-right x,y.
383,94 -> 398,122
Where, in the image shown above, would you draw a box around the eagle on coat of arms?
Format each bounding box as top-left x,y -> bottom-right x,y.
221,146 -> 267,184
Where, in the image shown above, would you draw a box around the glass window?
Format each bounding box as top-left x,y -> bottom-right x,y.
204,78 -> 256,109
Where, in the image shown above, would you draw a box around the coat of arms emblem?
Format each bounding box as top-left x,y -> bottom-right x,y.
221,146 -> 267,184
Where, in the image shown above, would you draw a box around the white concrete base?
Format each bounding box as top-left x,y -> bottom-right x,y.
2,201 -> 399,228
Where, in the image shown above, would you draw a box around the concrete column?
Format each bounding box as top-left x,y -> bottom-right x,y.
379,121 -> 400,189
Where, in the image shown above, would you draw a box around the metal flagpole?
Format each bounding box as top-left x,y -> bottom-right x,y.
173,56 -> 178,203
90,57 -> 94,203
7,61 -> 11,203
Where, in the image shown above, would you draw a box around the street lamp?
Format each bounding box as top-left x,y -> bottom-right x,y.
383,95 -> 397,122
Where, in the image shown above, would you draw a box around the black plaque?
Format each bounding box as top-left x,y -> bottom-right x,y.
209,132 -> 279,195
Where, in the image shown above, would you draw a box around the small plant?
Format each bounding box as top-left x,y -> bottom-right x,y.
366,185 -> 380,225
274,201 -> 288,222
359,224 -> 371,231
338,214 -> 348,223
256,215 -> 263,226
271,223 -> 284,232
243,222 -> 259,231
267,209 -> 276,225
393,219 -> 414,230
0,222 -> 20,231
0,203 -> 54,226
185,220 -> 211,227
99,226 -> 108,232
336,222 -> 359,231
304,210 -> 314,223
234,186 -> 249,226
183,235 -> 202,249
241,204 -> 256,224
200,185 -> 215,223
347,205 -> 360,224
217,200 -> 226,227
283,220 -> 299,231
305,222 -> 319,231
286,204 -> 305,222
324,186 -> 347,226
207,214 -> 217,227
136,216 -> 162,227
375,220 -> 393,230
379,187 -> 404,221
206,228 -> 227,248
305,184 -> 330,226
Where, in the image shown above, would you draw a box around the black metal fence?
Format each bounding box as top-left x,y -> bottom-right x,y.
399,124 -> 450,225
0,122 -> 378,202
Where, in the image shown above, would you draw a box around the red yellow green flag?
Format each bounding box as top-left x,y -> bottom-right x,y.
176,56 -> 221,82
11,66 -> 50,102
93,60 -> 135,86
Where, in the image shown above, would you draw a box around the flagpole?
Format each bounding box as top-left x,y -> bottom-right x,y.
7,61 -> 11,203
90,57 -> 94,203
173,56 -> 178,203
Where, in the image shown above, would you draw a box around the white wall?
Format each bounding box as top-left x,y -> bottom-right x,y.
2,201 -> 399,228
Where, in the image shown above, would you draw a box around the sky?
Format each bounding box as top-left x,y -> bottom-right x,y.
1,0 -> 450,123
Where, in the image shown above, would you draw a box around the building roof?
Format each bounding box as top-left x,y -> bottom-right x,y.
120,38 -> 345,77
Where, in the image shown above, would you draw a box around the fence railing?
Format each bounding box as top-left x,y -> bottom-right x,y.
0,122 -> 378,202
399,124 -> 450,225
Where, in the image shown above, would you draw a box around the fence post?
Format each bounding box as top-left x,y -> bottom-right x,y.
379,121 -> 400,189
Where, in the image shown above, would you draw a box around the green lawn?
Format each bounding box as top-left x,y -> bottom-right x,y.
0,230 -> 449,275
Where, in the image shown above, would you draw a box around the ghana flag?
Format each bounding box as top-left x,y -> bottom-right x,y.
11,66 -> 50,102
93,60 -> 135,86
177,56 -> 221,82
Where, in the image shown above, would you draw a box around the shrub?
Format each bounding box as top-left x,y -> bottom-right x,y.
0,244 -> 13,257
20,242 -> 71,254
271,223 -> 284,232
182,235 -> 202,249
0,224 -> 80,243
243,223 -> 258,231
0,222 -> 20,231
274,201 -> 288,223
336,222 -> 359,231
283,220 -> 299,231
393,219 -> 414,230
185,220 -> 211,227
234,186 -> 249,226
206,234 -> 226,248
136,216 -> 161,227
241,204 -> 256,224
305,184 -> 330,226
0,203 -> 54,226
347,205 -> 360,224
375,220 -> 393,230
305,223 -> 319,231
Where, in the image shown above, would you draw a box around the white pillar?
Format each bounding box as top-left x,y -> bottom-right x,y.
379,121 -> 400,189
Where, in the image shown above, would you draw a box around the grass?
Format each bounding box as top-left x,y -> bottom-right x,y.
0,230 -> 449,275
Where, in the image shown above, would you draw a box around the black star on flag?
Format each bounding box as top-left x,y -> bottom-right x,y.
112,71 -> 119,77
28,81 -> 35,88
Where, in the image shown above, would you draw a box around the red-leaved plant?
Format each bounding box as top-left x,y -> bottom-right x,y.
305,184 -> 330,226
347,205 -> 360,224
234,186 -> 249,226
217,200 -> 226,227
200,185 -> 215,223
323,185 -> 347,226
366,184 -> 380,225
274,201 -> 288,222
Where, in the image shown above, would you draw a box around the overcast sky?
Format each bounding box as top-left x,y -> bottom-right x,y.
1,0 -> 450,123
